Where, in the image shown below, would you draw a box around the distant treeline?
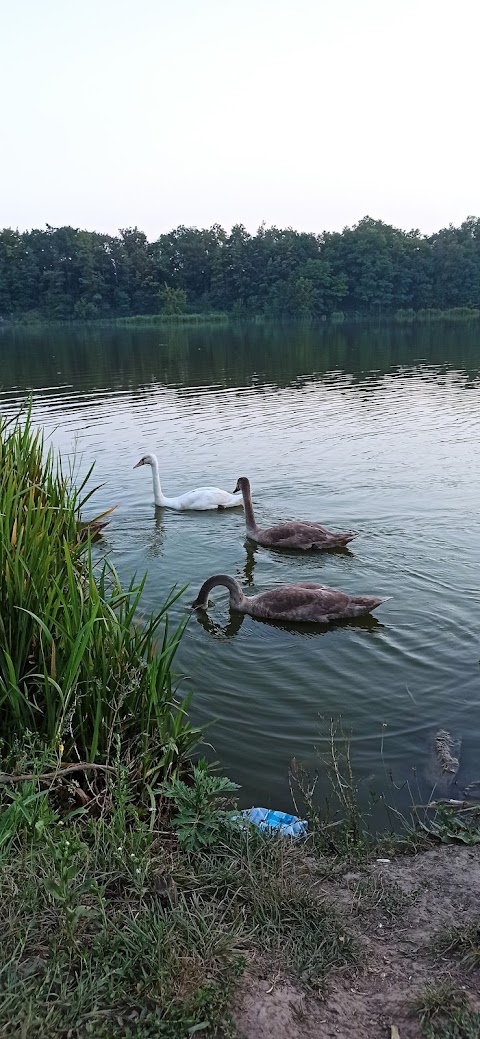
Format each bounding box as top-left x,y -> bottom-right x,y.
1,216 -> 480,322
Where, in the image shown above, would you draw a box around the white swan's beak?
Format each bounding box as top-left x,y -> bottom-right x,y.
133,459 -> 144,468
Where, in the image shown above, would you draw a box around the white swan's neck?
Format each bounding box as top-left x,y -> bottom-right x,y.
150,457 -> 167,506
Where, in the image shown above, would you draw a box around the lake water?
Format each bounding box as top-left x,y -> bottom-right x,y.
1,322 -> 479,813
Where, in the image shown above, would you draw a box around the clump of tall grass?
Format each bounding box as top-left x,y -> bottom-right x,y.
394,308 -> 416,322
289,719 -> 438,862
414,307 -> 479,323
0,409 -> 200,784
443,306 -> 480,321
101,312 -> 229,327
395,306 -> 480,323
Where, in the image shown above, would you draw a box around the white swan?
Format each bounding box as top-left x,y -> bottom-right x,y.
134,453 -> 243,511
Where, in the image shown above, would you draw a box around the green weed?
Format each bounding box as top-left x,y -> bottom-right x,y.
346,870 -> 414,921
413,802 -> 480,846
289,722 -> 375,862
162,759 -> 240,851
414,983 -> 480,1039
413,980 -> 469,1025
189,826 -> 360,989
0,787 -> 243,1038
430,921 -> 480,969
421,1009 -> 480,1039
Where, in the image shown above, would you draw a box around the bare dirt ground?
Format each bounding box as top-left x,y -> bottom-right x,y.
234,845 -> 480,1039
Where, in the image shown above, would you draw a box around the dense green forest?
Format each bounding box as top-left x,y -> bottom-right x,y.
1,216 -> 480,322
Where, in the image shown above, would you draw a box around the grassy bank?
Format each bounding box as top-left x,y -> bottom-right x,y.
106,312 -> 230,327
0,781 -> 363,1038
394,306 -> 480,323
1,411 -> 479,1038
1,312 -> 230,330
4,304 -> 480,330
2,751 -> 479,1039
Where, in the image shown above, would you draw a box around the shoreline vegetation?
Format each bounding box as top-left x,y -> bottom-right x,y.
1,216 -> 480,326
1,411 -> 480,1038
2,305 -> 480,330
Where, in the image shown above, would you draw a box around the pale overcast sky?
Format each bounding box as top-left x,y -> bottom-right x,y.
1,0 -> 479,239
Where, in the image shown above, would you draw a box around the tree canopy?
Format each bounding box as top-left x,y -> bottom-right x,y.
1,216 -> 480,321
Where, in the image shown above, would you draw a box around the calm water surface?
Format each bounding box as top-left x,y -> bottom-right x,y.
1,323 -> 479,811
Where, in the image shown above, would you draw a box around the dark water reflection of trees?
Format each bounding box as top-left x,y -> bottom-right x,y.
1,322 -> 479,402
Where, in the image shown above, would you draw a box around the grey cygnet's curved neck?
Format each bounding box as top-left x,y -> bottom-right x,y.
241,482 -> 258,535
196,575 -> 245,608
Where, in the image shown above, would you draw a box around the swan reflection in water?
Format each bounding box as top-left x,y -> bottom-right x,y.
241,545 -> 257,587
240,542 -> 352,587
194,606 -> 246,641
143,507 -> 167,559
193,604 -> 384,641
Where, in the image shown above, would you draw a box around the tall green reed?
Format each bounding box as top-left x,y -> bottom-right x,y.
0,408 -> 200,783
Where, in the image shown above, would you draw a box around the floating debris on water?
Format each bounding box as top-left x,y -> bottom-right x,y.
434,729 -> 460,774
424,729 -> 462,795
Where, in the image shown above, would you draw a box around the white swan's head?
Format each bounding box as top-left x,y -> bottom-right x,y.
134,453 -> 157,469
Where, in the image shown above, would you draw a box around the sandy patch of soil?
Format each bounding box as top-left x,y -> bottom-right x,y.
234,845 -> 480,1039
